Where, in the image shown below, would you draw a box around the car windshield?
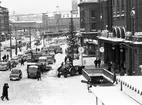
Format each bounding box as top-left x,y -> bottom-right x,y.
0,63 -> 7,66
11,69 -> 20,74
47,56 -> 52,59
29,67 -> 38,73
39,59 -> 46,63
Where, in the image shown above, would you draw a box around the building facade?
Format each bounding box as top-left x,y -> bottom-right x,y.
78,1 -> 101,56
0,6 -> 9,41
98,0 -> 142,75
78,0 -> 142,75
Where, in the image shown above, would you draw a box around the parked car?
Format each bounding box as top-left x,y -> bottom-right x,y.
46,55 -> 55,64
0,62 -> 9,71
11,56 -> 20,66
27,65 -> 38,78
38,56 -> 52,71
27,62 -> 38,78
9,69 -> 22,80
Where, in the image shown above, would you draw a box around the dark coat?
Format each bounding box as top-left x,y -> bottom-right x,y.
2,84 -> 9,96
37,70 -> 41,78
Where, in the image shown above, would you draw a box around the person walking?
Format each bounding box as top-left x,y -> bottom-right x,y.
20,58 -> 24,66
37,70 -> 41,81
6,54 -> 9,61
113,71 -> 118,84
1,83 -> 9,101
94,58 -> 98,68
97,58 -> 101,68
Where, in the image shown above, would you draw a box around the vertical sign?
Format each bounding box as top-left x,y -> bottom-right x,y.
72,0 -> 78,14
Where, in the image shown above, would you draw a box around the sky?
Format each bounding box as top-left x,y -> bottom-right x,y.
0,0 -> 72,14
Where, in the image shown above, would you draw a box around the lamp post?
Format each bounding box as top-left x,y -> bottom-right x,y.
9,24 -> 12,59
15,26 -> 18,55
130,8 -> 135,35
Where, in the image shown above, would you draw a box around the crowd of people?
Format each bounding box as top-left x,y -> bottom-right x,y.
2,54 -> 9,62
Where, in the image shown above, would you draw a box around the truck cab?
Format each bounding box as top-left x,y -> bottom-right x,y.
38,56 -> 52,71
27,62 -> 38,78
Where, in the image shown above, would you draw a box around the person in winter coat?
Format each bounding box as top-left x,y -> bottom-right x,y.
1,83 -> 9,100
37,70 -> 41,81
97,58 -> 101,68
94,59 -> 98,68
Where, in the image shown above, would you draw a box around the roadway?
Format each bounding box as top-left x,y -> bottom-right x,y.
0,40 -> 96,105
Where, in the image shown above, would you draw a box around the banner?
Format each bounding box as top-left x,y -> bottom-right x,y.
72,0 -> 78,14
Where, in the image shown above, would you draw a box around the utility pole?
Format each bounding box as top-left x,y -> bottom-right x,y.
15,26 -> 17,55
29,27 -> 32,49
9,25 -> 12,59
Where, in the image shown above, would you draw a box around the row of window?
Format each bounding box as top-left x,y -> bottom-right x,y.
80,9 -> 97,31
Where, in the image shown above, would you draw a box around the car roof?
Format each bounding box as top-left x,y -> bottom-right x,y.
27,62 -> 37,65
39,56 -> 47,59
29,65 -> 38,68
12,69 -> 21,71
0,62 -> 7,64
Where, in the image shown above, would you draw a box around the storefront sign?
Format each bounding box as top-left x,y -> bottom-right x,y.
99,47 -> 104,53
78,47 -> 84,53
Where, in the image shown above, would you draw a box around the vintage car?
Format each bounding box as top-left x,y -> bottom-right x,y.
0,62 -> 9,71
38,56 -> 52,71
46,55 -> 55,64
9,69 -> 22,80
56,46 -> 62,54
11,56 -> 20,66
27,65 -> 38,78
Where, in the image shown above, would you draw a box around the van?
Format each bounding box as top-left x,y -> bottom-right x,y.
38,56 -> 52,71
27,62 -> 38,78
27,65 -> 38,78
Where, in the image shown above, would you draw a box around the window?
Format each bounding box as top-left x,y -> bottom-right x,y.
91,23 -> 96,30
91,10 -> 96,17
121,0 -> 124,11
117,0 -> 120,12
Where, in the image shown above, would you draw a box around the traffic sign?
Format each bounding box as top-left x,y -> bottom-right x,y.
99,47 -> 104,53
78,47 -> 84,53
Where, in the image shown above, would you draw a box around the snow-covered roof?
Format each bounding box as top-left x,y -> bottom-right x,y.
98,36 -> 124,42
98,36 -> 142,45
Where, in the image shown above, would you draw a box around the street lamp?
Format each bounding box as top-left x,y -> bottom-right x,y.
130,8 -> 135,35
9,24 -> 12,60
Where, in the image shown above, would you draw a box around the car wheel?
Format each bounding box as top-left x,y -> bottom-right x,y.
70,68 -> 76,76
64,74 -> 67,78
57,73 -> 60,78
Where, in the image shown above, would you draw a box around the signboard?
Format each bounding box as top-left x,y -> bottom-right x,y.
99,47 -> 104,53
78,47 -> 84,53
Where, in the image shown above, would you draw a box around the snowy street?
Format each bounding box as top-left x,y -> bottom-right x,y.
0,43 -> 96,105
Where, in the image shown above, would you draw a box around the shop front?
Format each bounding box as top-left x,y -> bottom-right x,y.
98,29 -> 142,75
77,32 -> 99,56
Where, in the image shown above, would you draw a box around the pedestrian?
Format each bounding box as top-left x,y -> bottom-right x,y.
40,63 -> 44,74
94,58 -> 98,68
107,66 -> 111,72
8,61 -> 11,71
1,83 -> 9,101
20,58 -> 24,66
113,71 -> 118,84
2,56 -> 4,62
97,58 -> 101,68
37,70 -> 41,81
6,54 -> 9,61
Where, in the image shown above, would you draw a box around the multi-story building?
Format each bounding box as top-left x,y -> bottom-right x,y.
97,0 -> 142,75
78,0 -> 100,56
0,6 -> 9,41
78,0 -> 142,75
42,12 -> 80,33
